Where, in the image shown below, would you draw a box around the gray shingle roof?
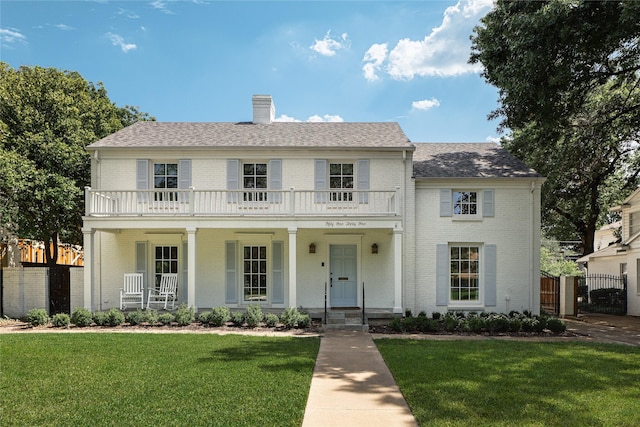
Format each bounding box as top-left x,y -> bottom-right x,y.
412,143 -> 541,178
87,121 -> 413,149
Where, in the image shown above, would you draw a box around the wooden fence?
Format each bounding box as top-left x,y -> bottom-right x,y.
0,239 -> 83,267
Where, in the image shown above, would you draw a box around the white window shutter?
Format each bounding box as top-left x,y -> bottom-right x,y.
357,159 -> 370,203
272,241 -> 284,303
436,244 -> 449,306
440,189 -> 452,217
269,159 -> 282,203
483,190 -> 495,217
135,241 -> 148,289
136,160 -> 149,203
227,159 -> 239,203
315,159 -> 327,203
225,241 -> 237,303
178,159 -> 192,202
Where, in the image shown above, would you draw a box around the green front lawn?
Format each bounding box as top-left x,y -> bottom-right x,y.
376,339 -> 640,427
1,334 -> 320,426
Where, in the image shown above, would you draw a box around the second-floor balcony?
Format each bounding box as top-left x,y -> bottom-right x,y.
85,188 -> 401,217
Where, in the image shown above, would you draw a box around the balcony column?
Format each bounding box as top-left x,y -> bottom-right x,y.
393,228 -> 403,314
288,227 -> 297,307
186,227 -> 197,308
82,228 -> 95,311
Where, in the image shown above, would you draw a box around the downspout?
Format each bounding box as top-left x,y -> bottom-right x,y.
402,149 -> 407,313
529,181 -> 535,312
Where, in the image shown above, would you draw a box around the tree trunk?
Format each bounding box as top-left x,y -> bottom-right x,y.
44,231 -> 59,265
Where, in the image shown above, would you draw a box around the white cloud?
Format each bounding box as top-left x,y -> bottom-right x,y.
55,24 -> 74,31
485,135 -> 501,144
274,114 -> 301,122
310,30 -> 350,57
150,0 -> 174,15
106,32 -> 137,53
412,98 -> 441,110
274,114 -> 344,123
0,28 -> 27,46
362,43 -> 388,82
362,0 -> 493,80
118,8 -> 140,19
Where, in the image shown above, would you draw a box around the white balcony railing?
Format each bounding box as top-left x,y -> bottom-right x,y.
85,188 -> 400,217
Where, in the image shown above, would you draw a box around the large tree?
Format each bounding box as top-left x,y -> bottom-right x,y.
0,63 -> 153,264
470,0 -> 640,255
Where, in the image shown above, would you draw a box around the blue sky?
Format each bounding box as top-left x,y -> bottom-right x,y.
1,0 -> 502,143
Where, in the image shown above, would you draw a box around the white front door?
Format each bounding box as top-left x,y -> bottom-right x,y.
330,245 -> 357,307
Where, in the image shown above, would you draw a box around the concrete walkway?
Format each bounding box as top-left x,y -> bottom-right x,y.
302,330 -> 417,427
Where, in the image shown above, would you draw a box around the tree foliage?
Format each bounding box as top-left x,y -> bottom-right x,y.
470,0 -> 640,255
0,63 -> 153,263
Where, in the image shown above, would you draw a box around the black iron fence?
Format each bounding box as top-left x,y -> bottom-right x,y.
577,274 -> 627,315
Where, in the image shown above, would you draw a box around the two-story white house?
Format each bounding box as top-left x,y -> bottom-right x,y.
578,187 -> 640,316
82,95 -> 544,319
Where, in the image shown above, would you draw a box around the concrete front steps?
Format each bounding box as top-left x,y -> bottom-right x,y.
307,308 -> 398,331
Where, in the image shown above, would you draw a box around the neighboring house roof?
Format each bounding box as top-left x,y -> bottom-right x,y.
412,143 -> 542,178
577,243 -> 625,263
87,121 -> 414,150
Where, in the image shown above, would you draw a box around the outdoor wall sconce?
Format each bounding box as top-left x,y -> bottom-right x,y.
309,243 -> 316,254
371,243 -> 379,254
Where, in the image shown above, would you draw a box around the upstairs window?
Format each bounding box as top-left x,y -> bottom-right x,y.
243,163 -> 268,202
453,191 -> 477,215
154,163 -> 178,201
329,163 -> 354,202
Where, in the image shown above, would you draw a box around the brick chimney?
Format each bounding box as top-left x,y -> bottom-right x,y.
252,94 -> 275,124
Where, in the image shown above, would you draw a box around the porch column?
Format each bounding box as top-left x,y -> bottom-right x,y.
82,228 -> 94,311
186,227 -> 197,308
288,227 -> 297,307
393,229 -> 403,314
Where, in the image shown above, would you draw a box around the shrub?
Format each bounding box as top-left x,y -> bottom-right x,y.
26,308 -> 49,327
521,317 -> 538,333
389,317 -> 404,332
431,312 -> 441,320
106,308 -> 125,327
417,311 -> 427,317
126,309 -> 145,326
443,313 -> 459,332
418,317 -> 439,333
297,314 -> 311,329
264,313 -> 279,328
280,307 -> 300,329
231,311 -> 245,327
210,307 -> 231,327
404,309 -> 413,318
546,317 -> 566,334
144,309 -> 159,325
198,311 -> 212,325
51,313 -> 70,328
175,304 -> 195,326
485,314 -> 510,333
92,311 -> 108,326
508,317 -> 522,333
245,305 -> 263,328
71,307 -> 93,327
158,312 -> 174,325
533,316 -> 547,333
468,316 -> 486,333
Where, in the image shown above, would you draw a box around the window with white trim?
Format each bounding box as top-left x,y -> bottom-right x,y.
329,163 -> 354,201
154,163 -> 178,201
453,191 -> 478,216
243,163 -> 268,202
154,246 -> 178,290
450,245 -> 480,301
243,245 -> 267,302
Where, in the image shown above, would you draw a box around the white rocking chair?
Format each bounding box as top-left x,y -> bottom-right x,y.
119,273 -> 144,310
146,273 -> 178,310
